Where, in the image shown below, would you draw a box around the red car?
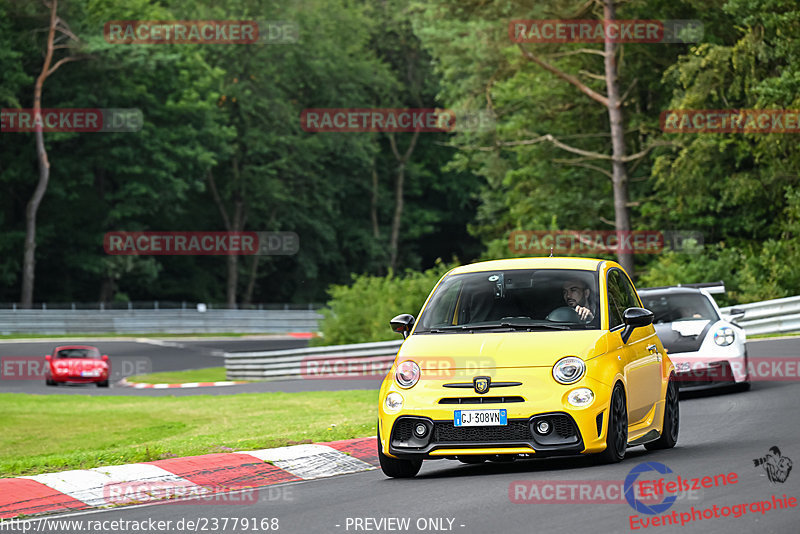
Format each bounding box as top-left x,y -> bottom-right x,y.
45,345 -> 110,387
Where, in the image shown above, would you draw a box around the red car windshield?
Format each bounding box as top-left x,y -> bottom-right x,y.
56,348 -> 101,359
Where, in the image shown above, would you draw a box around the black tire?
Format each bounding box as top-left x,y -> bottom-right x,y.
645,375 -> 679,451
457,456 -> 487,464
734,381 -> 751,392
378,431 -> 422,478
45,377 -> 55,386
597,383 -> 627,463
97,380 -> 109,388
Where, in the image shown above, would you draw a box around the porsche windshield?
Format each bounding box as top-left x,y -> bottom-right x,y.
416,269 -> 600,333
640,292 -> 719,324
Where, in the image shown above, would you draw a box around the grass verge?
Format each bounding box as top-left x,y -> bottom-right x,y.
0,390 -> 376,477
126,367 -> 232,384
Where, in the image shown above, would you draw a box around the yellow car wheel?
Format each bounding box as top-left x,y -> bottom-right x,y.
645,375 -> 679,450
598,383 -> 627,463
378,430 -> 422,478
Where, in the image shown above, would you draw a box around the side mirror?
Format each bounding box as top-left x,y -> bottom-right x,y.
621,307 -> 654,344
102,355 -> 109,362
727,308 -> 745,323
390,314 -> 415,339
45,355 -> 51,361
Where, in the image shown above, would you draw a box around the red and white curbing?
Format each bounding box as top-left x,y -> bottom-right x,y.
118,378 -> 247,389
0,437 -> 378,519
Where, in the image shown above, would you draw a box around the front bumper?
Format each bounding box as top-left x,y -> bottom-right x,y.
379,368 -> 614,458
387,412 -> 587,458
670,347 -> 748,389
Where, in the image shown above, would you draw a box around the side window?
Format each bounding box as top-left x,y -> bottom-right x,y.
607,269 -> 640,329
607,270 -> 625,329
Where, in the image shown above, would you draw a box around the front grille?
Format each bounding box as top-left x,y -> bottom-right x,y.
433,421 -> 531,442
439,396 -> 525,404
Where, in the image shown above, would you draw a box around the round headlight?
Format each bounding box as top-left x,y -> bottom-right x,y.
553,356 -> 586,384
384,392 -> 403,412
714,327 -> 735,346
567,387 -> 595,407
395,360 -> 420,388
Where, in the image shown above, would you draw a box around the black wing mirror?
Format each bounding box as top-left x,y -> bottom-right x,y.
390,314 -> 415,339
727,308 -> 745,323
621,307 -> 654,344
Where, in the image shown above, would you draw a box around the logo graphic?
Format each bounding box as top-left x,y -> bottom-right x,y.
473,376 -> 490,394
753,446 -> 793,484
624,462 -> 677,515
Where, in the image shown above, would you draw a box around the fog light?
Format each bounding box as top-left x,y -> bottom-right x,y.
535,420 -> 551,435
414,423 -> 428,437
384,392 -> 403,412
567,387 -> 595,407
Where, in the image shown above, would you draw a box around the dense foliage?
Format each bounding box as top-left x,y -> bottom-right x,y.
1,0 -> 798,312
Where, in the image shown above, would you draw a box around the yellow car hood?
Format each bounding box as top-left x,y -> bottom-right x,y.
397,330 -> 607,369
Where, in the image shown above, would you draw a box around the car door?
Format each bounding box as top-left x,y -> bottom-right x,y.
607,269 -> 662,424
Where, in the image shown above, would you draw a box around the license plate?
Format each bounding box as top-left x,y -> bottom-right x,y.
81,370 -> 99,377
454,409 -> 507,427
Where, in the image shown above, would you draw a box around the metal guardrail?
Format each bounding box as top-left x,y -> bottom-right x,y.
225,295 -> 800,381
0,309 -> 323,335
225,340 -> 403,380
720,295 -> 800,336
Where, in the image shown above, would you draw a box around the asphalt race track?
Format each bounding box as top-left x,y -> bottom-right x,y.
8,337 -> 800,534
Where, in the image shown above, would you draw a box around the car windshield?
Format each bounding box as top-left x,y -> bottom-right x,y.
639,293 -> 719,323
56,348 -> 100,359
416,268 -> 600,333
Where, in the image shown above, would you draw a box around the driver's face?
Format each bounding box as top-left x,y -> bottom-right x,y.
562,281 -> 588,308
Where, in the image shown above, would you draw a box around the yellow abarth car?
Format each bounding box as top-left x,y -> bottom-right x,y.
377,257 -> 678,478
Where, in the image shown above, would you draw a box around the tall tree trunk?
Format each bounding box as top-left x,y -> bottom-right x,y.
603,0 -> 634,276
21,0 -> 57,308
242,254 -> 260,306
516,0 -> 646,277
20,0 -> 82,307
208,157 -> 246,309
387,130 -> 420,272
371,165 -> 380,239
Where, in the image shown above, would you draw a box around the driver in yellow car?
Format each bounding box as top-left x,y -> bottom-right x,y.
562,278 -> 595,321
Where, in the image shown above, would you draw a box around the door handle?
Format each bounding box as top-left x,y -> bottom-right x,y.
647,344 -> 661,361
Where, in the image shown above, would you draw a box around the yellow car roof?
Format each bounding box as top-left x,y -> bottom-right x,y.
448,257 -> 607,275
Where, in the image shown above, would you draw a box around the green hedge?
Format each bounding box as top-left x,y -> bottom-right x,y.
313,260 -> 457,345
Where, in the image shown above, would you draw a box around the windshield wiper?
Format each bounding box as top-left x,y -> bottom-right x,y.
431,322 -> 570,332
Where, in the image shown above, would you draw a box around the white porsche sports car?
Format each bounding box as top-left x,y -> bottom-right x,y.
638,283 -> 749,391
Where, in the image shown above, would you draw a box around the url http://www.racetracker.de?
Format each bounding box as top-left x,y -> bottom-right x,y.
0,516 -> 280,533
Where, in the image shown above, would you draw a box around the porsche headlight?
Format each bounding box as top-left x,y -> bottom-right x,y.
395,360 -> 420,388
553,356 -> 585,384
714,327 -> 735,346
